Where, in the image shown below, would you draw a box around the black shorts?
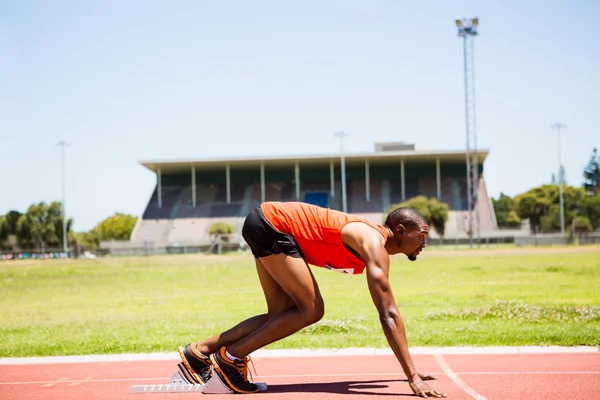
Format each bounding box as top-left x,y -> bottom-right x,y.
242,206 -> 303,259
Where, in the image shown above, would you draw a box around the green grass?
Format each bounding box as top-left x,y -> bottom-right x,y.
1,246 -> 599,357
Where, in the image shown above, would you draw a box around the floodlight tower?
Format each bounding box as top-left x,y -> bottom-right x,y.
334,131 -> 348,213
456,17 -> 480,248
551,123 -> 566,235
57,141 -> 69,255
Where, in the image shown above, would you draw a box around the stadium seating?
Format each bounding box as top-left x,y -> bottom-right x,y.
132,175 -> 497,244
132,220 -> 170,243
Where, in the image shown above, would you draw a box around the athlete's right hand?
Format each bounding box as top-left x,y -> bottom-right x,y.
409,376 -> 447,398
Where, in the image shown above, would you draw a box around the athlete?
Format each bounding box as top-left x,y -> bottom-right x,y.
178,201 -> 447,398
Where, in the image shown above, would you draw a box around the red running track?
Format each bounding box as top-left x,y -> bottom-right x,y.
1,353 -> 599,399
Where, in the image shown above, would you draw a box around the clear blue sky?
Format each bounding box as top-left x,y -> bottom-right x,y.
2,0 -> 598,231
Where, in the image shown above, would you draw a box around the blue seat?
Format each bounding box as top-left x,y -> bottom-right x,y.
304,192 -> 328,208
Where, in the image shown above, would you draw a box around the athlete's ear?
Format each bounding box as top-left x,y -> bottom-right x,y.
397,224 -> 406,235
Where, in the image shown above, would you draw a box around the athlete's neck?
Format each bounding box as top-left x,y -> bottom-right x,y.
384,225 -> 394,238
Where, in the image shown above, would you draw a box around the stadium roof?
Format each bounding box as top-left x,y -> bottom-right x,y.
140,146 -> 490,174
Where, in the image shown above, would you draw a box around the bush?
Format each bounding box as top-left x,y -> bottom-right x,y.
208,222 -> 234,242
384,196 -> 449,237
572,216 -> 593,234
505,210 -> 522,228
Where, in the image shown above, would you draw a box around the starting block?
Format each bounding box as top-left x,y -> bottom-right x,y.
129,363 -> 267,394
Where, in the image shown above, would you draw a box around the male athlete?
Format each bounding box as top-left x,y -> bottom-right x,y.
178,201 -> 447,398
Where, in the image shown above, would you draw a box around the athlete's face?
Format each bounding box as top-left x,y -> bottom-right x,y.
393,222 -> 429,261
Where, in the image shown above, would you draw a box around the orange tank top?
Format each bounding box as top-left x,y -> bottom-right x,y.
260,202 -> 389,275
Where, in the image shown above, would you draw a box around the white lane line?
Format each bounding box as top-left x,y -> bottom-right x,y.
434,354 -> 487,400
1,346 -> 597,365
1,378 -> 166,385
1,371 -> 599,385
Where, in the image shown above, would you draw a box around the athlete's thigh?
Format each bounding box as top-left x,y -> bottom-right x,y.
255,258 -> 294,317
258,253 -> 323,310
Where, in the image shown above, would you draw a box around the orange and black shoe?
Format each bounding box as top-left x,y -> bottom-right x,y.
177,343 -> 212,384
209,346 -> 258,393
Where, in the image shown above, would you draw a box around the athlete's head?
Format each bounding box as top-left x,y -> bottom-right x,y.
383,207 -> 429,261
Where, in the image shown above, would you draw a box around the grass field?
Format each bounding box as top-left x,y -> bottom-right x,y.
1,245 -> 599,357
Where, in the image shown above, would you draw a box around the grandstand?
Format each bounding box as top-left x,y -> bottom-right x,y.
129,142 -> 497,247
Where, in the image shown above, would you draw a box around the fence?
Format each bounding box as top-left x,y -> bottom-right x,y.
98,234 -> 243,257
2,233 -> 599,260
0,251 -> 69,261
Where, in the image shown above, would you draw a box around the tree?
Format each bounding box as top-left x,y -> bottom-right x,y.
580,194 -> 600,230
572,216 -> 593,234
384,196 -> 449,237
426,198 -> 449,237
16,203 -> 55,250
540,211 -> 557,234
513,184 -> 589,233
14,202 -> 72,250
47,201 -> 72,247
209,221 -> 234,242
0,215 -> 10,249
505,210 -> 521,227
563,186 -> 588,227
15,214 -> 34,249
492,193 -> 519,228
386,196 -> 430,219
94,213 -> 138,241
5,211 -> 22,234
583,148 -> 600,195
70,230 -> 99,253
513,190 -> 550,234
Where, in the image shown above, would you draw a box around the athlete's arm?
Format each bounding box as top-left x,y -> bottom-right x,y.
342,223 -> 446,398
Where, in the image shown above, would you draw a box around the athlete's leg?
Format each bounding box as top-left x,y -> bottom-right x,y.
226,253 -> 324,358
256,256 -> 296,318
194,258 -> 294,355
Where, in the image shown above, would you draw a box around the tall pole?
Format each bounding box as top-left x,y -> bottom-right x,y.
551,123 -> 566,234
334,131 -> 348,213
456,17 -> 480,248
57,141 -> 69,255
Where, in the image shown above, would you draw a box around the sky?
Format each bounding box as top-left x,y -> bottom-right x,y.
1,0 -> 598,231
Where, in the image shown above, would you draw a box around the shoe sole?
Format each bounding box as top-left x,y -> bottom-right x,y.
176,362 -> 198,384
209,353 -> 258,394
177,346 -> 204,384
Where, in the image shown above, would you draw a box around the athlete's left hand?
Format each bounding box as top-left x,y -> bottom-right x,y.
417,372 -> 440,381
409,374 -> 447,398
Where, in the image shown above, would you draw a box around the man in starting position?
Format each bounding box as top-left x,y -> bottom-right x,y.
178,201 -> 447,398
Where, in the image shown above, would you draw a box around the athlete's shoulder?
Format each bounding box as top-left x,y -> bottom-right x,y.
349,217 -> 390,242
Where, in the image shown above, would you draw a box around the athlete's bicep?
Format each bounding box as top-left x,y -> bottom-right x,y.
341,223 -> 397,315
362,243 -> 397,318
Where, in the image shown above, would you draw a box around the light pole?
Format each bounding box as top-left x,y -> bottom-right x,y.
455,16 -> 480,248
334,131 -> 348,213
57,141 -> 69,255
551,123 -> 566,234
